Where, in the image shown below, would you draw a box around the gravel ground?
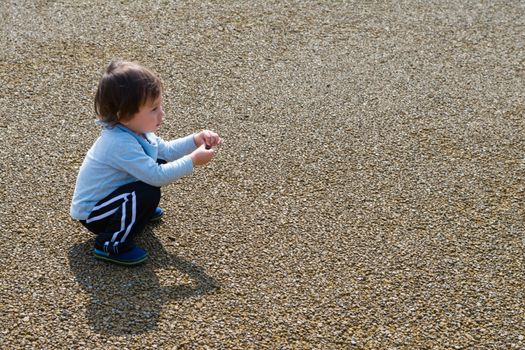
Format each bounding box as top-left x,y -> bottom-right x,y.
1,0 -> 524,348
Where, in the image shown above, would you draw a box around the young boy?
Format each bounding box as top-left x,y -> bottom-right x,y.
70,60 -> 221,265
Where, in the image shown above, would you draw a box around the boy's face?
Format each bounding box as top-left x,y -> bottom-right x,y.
121,96 -> 164,134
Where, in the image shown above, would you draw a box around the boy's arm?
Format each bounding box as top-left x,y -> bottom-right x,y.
157,134 -> 197,162
113,142 -> 194,187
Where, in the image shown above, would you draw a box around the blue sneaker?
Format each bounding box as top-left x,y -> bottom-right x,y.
150,207 -> 164,222
93,246 -> 148,266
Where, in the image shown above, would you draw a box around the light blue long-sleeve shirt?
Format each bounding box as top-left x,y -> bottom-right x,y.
70,123 -> 196,220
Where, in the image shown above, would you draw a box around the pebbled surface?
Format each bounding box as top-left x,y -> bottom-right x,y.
1,1 -> 524,348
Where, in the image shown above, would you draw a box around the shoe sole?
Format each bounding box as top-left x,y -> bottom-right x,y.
149,214 -> 163,222
93,252 -> 148,266
150,210 -> 164,222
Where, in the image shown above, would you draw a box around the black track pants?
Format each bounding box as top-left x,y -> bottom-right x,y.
80,181 -> 161,254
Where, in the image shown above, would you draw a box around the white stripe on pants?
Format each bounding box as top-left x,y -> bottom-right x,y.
86,191 -> 137,245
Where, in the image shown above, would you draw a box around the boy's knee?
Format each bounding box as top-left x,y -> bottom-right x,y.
136,182 -> 161,204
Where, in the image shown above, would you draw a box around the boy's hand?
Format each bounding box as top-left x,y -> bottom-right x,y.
190,144 -> 215,167
194,130 -> 221,149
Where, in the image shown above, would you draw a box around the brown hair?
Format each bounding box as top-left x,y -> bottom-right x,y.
94,60 -> 163,124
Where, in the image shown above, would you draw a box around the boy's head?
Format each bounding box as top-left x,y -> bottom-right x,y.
95,60 -> 163,126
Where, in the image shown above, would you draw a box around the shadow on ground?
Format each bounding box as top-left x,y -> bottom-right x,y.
68,225 -> 219,336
